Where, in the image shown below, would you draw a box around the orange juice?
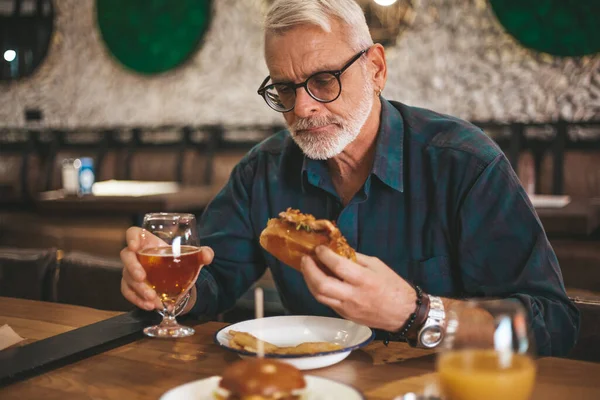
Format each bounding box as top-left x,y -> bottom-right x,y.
437,349 -> 536,400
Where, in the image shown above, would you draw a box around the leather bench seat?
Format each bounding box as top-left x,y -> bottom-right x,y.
0,246 -> 58,301
0,212 -> 130,259
55,251 -> 132,312
552,239 -> 600,293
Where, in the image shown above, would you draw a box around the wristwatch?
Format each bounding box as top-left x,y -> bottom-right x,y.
416,295 -> 445,348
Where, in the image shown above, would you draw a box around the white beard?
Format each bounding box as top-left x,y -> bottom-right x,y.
288,80 -> 374,160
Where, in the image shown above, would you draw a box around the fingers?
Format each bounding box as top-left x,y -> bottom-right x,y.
313,293 -> 343,309
126,226 -> 166,251
121,227 -> 148,285
199,246 -> 214,266
124,266 -> 157,299
300,255 -> 352,302
315,246 -> 366,284
125,227 -> 143,251
121,245 -> 145,275
121,229 -> 156,310
355,252 -> 384,270
120,275 -> 156,310
122,267 -> 152,299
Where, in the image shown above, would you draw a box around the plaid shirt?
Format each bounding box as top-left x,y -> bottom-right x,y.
192,98 -> 579,356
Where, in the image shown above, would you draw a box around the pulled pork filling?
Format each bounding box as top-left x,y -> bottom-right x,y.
277,208 -> 356,261
278,208 -> 336,233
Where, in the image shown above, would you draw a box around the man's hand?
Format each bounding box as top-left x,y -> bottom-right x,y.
119,226 -> 214,311
300,246 -> 417,331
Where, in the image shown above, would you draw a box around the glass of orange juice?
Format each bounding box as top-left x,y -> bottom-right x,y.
436,299 -> 536,400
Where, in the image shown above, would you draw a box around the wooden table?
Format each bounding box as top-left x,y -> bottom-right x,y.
536,198 -> 600,236
35,184 -> 223,215
1,297 -> 599,400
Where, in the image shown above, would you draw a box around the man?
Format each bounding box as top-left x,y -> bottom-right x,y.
120,0 -> 578,355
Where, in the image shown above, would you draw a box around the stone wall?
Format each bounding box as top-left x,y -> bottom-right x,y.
0,0 -> 598,130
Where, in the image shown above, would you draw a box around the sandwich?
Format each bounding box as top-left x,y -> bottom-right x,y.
215,358 -> 306,400
259,208 -> 356,271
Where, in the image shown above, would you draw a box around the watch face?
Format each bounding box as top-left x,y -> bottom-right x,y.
420,325 -> 444,348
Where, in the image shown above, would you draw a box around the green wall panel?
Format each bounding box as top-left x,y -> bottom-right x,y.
97,0 -> 212,74
490,0 -> 600,57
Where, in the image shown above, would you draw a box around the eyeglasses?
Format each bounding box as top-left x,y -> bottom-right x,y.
257,48 -> 369,113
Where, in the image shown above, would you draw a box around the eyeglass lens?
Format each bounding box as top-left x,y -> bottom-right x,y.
264,72 -> 341,111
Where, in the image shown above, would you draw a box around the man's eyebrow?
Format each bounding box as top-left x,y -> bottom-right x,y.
314,63 -> 339,72
270,63 -> 340,84
269,76 -> 294,84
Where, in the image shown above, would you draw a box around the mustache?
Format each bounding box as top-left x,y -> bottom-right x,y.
291,116 -> 342,132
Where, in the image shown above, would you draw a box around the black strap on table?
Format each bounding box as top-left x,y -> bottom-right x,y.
0,308 -> 165,387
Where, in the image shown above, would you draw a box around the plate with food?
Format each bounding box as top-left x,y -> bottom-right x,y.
214,315 -> 375,370
160,358 -> 365,400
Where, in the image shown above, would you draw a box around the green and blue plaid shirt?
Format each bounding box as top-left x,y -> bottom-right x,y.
193,98 -> 579,356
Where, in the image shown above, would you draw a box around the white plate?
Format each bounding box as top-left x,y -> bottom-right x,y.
214,315 -> 374,370
160,375 -> 365,400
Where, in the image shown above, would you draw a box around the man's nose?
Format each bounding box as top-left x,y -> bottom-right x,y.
293,88 -> 320,118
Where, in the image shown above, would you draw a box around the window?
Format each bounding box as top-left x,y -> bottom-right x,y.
0,0 -> 54,81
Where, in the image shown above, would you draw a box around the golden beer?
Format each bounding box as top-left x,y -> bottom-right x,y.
137,245 -> 202,304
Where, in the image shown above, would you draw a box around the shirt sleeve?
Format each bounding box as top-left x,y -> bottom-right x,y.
189,157 -> 266,318
456,153 -> 580,357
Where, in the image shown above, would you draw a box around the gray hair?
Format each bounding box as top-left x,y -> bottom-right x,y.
265,0 -> 373,51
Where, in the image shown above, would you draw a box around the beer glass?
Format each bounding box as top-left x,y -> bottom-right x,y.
436,299 -> 536,400
137,213 -> 203,338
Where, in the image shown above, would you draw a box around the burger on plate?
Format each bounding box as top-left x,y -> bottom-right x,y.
215,358 -> 306,400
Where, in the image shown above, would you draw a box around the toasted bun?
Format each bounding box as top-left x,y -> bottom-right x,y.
218,358 -> 305,398
259,208 -> 356,271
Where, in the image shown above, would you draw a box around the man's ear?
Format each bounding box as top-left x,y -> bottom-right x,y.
368,44 -> 387,93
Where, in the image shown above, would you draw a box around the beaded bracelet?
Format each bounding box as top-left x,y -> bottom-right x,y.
383,285 -> 424,346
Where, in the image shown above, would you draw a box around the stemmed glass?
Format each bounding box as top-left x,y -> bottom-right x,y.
137,213 -> 203,338
436,299 -> 536,400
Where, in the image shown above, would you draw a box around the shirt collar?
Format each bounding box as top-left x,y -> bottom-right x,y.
300,96 -> 405,193
372,97 -> 404,193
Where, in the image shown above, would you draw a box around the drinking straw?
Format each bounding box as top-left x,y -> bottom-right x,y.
255,287 -> 264,358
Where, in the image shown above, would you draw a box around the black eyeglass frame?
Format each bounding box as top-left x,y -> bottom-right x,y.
257,48 -> 370,113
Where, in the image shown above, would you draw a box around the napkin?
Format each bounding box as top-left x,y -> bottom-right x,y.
0,324 -> 24,351
367,372 -> 440,400
362,341 -> 433,365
